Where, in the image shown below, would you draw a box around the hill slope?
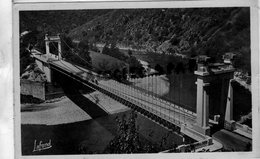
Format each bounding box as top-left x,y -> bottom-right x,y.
19,8 -> 251,73
68,8 -> 250,72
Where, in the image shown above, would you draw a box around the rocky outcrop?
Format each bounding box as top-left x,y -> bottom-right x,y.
21,63 -> 47,82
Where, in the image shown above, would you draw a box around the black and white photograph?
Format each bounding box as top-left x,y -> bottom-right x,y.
10,0 -> 259,157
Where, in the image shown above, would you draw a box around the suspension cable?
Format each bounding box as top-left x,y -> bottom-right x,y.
50,37 -> 92,67
173,72 -> 176,125
49,42 -> 99,81
49,42 -> 60,57
49,36 -> 190,127
179,73 -> 181,125
181,73 -> 185,125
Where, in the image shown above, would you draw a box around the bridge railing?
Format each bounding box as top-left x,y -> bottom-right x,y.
97,81 -> 185,127
74,70 -> 194,118
49,59 -> 195,128
128,81 -> 196,116
92,77 -> 200,127
108,80 -> 196,119
176,139 -> 210,152
235,122 -> 252,134
129,77 -> 196,113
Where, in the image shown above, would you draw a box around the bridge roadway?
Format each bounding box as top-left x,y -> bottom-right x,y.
32,51 -> 223,151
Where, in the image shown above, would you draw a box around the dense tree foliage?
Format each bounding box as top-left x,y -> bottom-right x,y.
104,112 -> 150,153
154,64 -> 164,75
127,56 -> 144,77
103,111 -> 177,153
68,8 -> 250,73
76,36 -> 92,68
20,29 -> 92,73
188,57 -> 197,73
20,31 -> 38,74
20,8 -> 251,73
20,47 -> 34,75
101,43 -> 145,78
166,62 -> 175,74
101,43 -> 128,62
20,10 -> 110,35
175,62 -> 186,74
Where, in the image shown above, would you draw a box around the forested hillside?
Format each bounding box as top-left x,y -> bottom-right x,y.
68,8 -> 250,72
20,10 -> 110,34
20,7 -> 250,73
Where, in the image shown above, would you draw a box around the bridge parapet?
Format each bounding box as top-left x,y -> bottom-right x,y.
180,124 -> 209,142
232,122 -> 252,139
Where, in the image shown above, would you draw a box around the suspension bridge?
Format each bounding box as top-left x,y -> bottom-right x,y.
29,34 -> 241,152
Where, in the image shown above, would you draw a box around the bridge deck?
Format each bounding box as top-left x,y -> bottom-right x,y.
32,51 -> 223,151
99,80 -> 197,126
33,51 -> 197,126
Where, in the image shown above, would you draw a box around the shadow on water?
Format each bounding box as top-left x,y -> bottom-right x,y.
53,69 -> 108,119
21,70 -> 185,155
21,114 -> 123,155
21,110 -> 185,155
20,69 -> 125,155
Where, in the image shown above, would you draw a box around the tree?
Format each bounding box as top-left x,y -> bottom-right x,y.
20,47 -> 34,75
102,42 -> 129,62
128,56 -> 142,69
155,64 -> 164,75
60,33 -> 74,59
188,58 -> 197,73
127,56 -> 144,77
113,69 -> 122,82
102,44 -> 110,55
166,62 -> 175,74
122,67 -> 128,80
128,49 -> 133,56
103,111 -> 178,153
175,62 -> 185,74
77,36 -> 92,68
20,30 -> 39,74
98,59 -> 110,72
104,111 -> 157,153
20,30 -> 39,47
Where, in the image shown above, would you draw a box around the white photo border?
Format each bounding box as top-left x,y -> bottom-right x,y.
12,0 -> 260,159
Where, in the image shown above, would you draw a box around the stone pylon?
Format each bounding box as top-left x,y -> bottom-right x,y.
45,34 -> 62,60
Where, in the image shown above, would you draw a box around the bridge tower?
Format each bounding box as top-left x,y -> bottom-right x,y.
223,53 -> 236,130
193,55 -> 235,136
45,34 -> 62,60
224,79 -> 235,130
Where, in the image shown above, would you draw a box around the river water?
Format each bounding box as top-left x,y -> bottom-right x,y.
22,109 -> 187,155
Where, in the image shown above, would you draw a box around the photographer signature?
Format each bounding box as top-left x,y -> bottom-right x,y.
33,139 -> 52,152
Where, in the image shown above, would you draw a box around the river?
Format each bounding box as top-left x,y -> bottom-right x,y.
21,105 -> 188,155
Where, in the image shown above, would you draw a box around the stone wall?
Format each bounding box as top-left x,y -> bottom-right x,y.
20,79 -> 45,100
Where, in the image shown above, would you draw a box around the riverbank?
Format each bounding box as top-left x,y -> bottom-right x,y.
21,91 -> 130,125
